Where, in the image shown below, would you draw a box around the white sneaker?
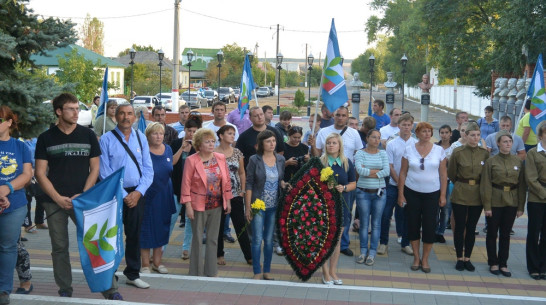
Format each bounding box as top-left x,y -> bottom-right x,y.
377,244 -> 387,255
140,267 -> 151,273
275,246 -> 284,255
126,278 -> 150,289
152,264 -> 169,274
401,246 -> 414,256
397,236 -> 402,244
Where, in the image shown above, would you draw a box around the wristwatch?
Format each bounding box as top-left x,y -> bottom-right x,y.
343,185 -> 347,192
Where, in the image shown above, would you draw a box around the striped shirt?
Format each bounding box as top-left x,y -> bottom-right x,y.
354,149 -> 390,189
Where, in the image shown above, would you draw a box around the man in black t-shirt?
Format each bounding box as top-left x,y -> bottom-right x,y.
35,93 -> 121,300
236,106 -> 284,169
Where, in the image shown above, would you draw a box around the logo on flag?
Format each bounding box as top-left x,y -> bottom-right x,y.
72,168 -> 125,292
321,19 -> 348,113
95,67 -> 109,119
239,54 -> 256,119
528,54 -> 546,133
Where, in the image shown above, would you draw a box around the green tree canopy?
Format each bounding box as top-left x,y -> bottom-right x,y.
118,44 -> 159,57
55,48 -> 104,103
81,14 -> 104,55
0,0 -> 77,137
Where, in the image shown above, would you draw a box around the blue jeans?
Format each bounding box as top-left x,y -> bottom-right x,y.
340,190 -> 355,251
223,214 -> 231,235
436,182 -> 453,235
251,207 -> 276,274
356,188 -> 387,257
381,184 -> 409,247
164,195 -> 182,253
0,205 -> 27,294
182,215 -> 192,251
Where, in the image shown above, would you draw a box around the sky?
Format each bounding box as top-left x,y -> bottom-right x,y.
28,0 -> 377,61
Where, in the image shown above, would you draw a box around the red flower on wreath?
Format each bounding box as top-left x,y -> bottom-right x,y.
285,195 -> 293,203
296,180 -> 305,188
310,168 -> 319,177
324,192 -> 333,200
302,175 -> 311,183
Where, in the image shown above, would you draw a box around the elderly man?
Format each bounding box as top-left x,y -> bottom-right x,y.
151,105 -> 178,145
99,104 -> 153,289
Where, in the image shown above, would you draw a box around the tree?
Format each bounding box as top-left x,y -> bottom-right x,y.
124,63 -> 172,96
0,0 -> 77,137
81,14 -> 104,55
294,89 -> 306,109
56,48 -> 105,103
118,44 -> 158,57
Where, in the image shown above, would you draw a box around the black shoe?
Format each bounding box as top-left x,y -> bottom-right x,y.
510,230 -> 515,235
475,230 -> 479,235
500,268 -> 511,277
464,261 -> 475,272
435,234 -> 446,243
202,236 -> 206,244
482,227 -> 487,233
490,267 -> 500,275
540,273 -> 546,280
179,222 -> 185,228
530,273 -> 540,280
20,237 -> 28,242
340,248 -> 354,257
455,260 -> 465,271
223,234 -> 235,243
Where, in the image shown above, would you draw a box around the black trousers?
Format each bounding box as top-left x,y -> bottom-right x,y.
403,186 -> 439,244
486,206 -> 517,267
452,202 -> 482,258
526,202 -> 546,274
122,194 -> 145,280
217,196 -> 252,261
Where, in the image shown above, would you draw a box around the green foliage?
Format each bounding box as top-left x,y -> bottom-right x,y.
118,44 -> 158,57
0,0 -> 77,138
277,106 -> 302,116
81,14 -> 104,55
294,89 -> 306,109
281,70 -> 303,88
56,48 -> 104,103
124,63 -> 172,96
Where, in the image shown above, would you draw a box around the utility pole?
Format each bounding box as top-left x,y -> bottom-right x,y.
275,24 -> 280,96
171,0 -> 181,111
264,51 -> 267,86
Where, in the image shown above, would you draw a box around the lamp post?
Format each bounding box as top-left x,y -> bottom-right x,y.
158,49 -> 164,104
307,53 -> 314,116
276,52 -> 283,115
247,51 -> 254,66
369,54 -> 375,114
217,50 -> 223,88
129,48 -> 136,104
401,53 -> 408,111
187,49 -> 194,103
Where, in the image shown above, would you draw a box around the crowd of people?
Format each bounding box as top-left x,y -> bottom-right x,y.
1,94 -> 545,305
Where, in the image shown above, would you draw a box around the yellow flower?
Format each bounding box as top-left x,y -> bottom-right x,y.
251,199 -> 266,211
320,167 -> 334,182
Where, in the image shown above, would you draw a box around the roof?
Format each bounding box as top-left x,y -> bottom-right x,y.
115,51 -> 188,71
30,44 -> 124,68
181,47 -> 221,71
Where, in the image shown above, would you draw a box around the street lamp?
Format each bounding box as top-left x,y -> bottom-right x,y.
401,53 -> 408,111
158,49 -> 164,104
307,53 -> 314,116
369,54 -> 375,114
276,52 -> 283,115
247,51 -> 254,66
187,49 -> 194,104
129,48 -> 136,104
217,50 -> 223,88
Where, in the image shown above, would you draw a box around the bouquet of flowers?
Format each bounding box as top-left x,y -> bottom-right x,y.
237,198 -> 266,240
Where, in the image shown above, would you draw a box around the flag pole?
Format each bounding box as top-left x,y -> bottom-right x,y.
253,89 -> 259,106
311,72 -> 325,137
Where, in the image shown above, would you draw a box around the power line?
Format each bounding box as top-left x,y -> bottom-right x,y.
37,8 -> 172,20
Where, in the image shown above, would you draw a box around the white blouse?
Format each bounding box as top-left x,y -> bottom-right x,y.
403,144 -> 445,193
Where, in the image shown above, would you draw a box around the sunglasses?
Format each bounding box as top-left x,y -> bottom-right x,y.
420,157 -> 425,170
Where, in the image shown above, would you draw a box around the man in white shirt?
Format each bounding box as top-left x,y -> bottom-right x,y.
202,101 -> 239,147
314,106 -> 363,256
379,113 -> 416,256
379,108 -> 401,148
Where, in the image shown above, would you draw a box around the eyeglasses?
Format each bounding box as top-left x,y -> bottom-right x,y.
420,158 -> 425,170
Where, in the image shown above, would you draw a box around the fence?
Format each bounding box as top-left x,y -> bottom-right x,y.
405,85 -> 491,117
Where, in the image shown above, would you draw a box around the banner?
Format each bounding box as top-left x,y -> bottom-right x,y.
95,67 -> 109,119
528,54 -> 546,133
72,167 -> 125,292
321,19 -> 348,113
238,54 -> 256,119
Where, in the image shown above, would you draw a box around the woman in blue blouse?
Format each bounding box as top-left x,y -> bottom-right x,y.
354,130 -> 389,266
477,106 -> 499,140
0,106 -> 32,305
320,133 -> 356,285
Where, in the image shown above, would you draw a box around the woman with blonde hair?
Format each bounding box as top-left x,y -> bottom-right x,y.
320,133 -> 356,285
181,128 -> 232,277
140,122 -> 176,274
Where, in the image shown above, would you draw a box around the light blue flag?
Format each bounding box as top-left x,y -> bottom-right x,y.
238,54 -> 256,120
528,54 -> 546,133
72,167 -> 125,293
95,67 -> 109,119
138,110 -> 147,133
321,19 -> 348,114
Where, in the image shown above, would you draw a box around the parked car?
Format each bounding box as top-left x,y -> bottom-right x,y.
233,88 -> 240,102
199,90 -> 218,107
154,93 -> 175,111
218,87 -> 235,104
257,87 -> 270,97
108,97 -> 128,105
43,100 -> 93,127
268,86 -> 275,96
181,91 -> 206,109
133,96 -> 161,110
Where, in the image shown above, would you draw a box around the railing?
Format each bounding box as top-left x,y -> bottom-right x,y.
405,85 -> 491,117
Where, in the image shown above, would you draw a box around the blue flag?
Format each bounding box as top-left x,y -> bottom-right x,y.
238,54 -> 256,120
528,54 -> 546,133
72,168 -> 125,293
138,110 -> 147,133
321,19 -> 348,114
95,67 -> 109,119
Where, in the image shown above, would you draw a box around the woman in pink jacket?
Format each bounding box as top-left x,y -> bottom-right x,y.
181,128 -> 232,277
